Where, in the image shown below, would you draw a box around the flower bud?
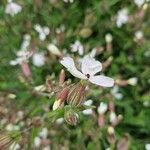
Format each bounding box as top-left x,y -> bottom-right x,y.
47,44 -> 61,56
67,83 -> 86,107
53,86 -> 70,110
127,77 -> 138,86
98,102 -> 108,114
117,134 -> 129,150
52,99 -> 64,110
21,62 -> 32,77
64,110 -> 79,126
107,126 -> 116,144
59,69 -> 65,85
105,33 -> 113,43
79,28 -> 92,38
57,86 -> 70,101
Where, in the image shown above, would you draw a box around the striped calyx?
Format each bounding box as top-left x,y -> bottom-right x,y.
67,82 -> 86,107
64,109 -> 79,126
0,133 -> 14,149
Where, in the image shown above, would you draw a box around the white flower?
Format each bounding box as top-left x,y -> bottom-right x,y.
34,137 -> 41,148
70,40 -> 84,55
111,85 -> 123,100
10,50 -> 32,65
109,111 -> 117,123
89,48 -> 97,58
82,100 -> 93,115
47,44 -> 61,56
5,0 -> 22,16
134,0 -> 145,7
116,8 -> 128,27
21,34 -> 31,51
60,56 -> 114,87
9,143 -> 20,150
135,31 -> 144,40
10,34 -> 32,66
127,77 -> 138,86
145,144 -> 150,150
34,24 -> 50,41
32,52 -> 45,67
97,102 -> 108,114
39,128 -> 48,139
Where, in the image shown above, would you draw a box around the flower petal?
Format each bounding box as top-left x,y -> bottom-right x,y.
60,57 -> 76,69
89,75 -> 114,87
81,56 -> 102,76
60,57 -> 86,79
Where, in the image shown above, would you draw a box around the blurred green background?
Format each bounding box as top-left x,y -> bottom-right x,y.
0,0 -> 150,149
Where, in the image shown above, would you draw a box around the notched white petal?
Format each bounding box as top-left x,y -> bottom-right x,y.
68,68 -> 86,79
89,75 -> 114,87
81,56 -> 102,76
60,57 -> 86,79
60,57 -> 76,69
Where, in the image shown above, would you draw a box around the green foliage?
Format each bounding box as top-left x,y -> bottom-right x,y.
0,0 -> 150,149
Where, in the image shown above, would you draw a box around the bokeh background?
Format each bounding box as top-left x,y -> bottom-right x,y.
0,0 -> 150,149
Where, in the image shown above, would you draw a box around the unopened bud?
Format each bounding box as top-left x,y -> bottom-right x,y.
57,86 -> 70,101
52,99 -> 64,110
7,94 -> 16,99
98,102 -> 108,114
79,28 -> 92,38
53,86 -> 70,110
108,126 -> 115,135
107,126 -> 116,144
67,83 -> 86,107
98,114 -> 105,128
47,44 -> 61,56
64,110 -> 79,126
117,134 -> 129,150
109,111 -> 117,123
59,69 -> 65,85
105,33 -> 113,43
34,85 -> 46,92
21,62 -> 32,77
127,77 -> 138,86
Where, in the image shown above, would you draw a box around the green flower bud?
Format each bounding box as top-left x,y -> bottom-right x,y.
79,28 -> 92,38
64,109 -> 79,126
67,82 -> 86,107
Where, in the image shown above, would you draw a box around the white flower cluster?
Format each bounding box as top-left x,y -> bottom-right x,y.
9,34 -> 32,66
116,8 -> 128,27
34,24 -> 50,41
5,0 -> 22,16
70,40 -> 84,56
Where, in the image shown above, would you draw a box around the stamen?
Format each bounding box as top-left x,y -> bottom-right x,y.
86,74 -> 90,78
